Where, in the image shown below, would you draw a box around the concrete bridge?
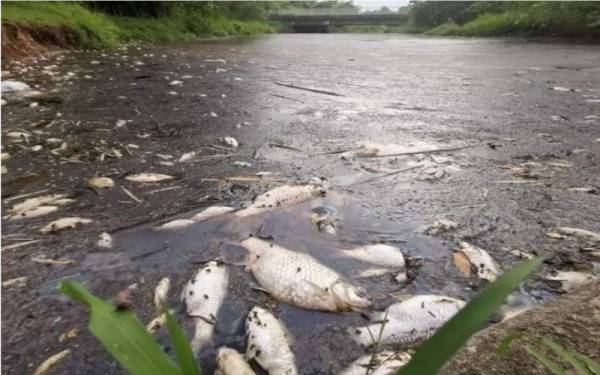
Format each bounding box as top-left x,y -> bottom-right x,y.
269,9 -> 409,33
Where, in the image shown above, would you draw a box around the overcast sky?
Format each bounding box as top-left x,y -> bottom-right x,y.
352,0 -> 410,11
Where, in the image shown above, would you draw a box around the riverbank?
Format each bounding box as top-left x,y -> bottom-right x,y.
1,2 -> 275,59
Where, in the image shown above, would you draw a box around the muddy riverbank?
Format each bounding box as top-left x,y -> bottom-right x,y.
2,34 -> 600,374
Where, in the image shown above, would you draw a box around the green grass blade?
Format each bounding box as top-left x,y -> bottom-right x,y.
542,338 -> 588,374
60,280 -> 182,375
398,257 -> 544,375
526,346 -> 565,375
573,353 -> 600,374
496,332 -> 524,356
163,305 -> 201,375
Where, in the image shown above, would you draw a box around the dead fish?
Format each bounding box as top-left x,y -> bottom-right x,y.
153,277 -> 170,308
424,219 -> 458,234
156,219 -> 196,231
350,295 -> 465,347
125,173 -> 175,183
191,206 -> 235,222
9,194 -> 67,214
310,206 -> 337,235
551,86 -> 572,92
2,152 -> 12,160
241,237 -> 372,312
223,137 -> 239,148
568,187 -> 597,194
181,260 -> 228,350
216,347 -> 256,375
246,306 -> 297,375
179,151 -> 197,162
236,185 -> 326,218
32,349 -> 71,375
545,271 -> 596,292
340,351 -> 411,375
556,227 -> 600,243
96,232 -> 113,248
233,161 -> 252,168
7,205 -> 58,220
87,177 -> 114,189
453,241 -> 501,282
342,244 -> 405,270
40,217 -> 92,234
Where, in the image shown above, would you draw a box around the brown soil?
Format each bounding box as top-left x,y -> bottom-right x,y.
1,22 -> 78,61
443,280 -> 600,374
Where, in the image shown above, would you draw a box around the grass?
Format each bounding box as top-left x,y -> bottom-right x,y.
427,2 -> 600,38
1,2 -> 275,49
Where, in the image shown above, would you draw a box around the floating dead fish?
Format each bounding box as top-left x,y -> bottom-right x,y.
236,184 -> 326,218
181,260 -> 228,350
32,349 -> 71,375
31,256 -> 75,265
87,177 -> 114,189
191,206 -> 235,222
310,206 -> 336,235
216,347 -> 256,375
233,161 -> 251,168
342,244 -> 405,270
556,227 -> 600,243
340,351 -> 411,375
40,217 -> 93,234
1,80 -> 30,93
115,119 -> 127,128
125,173 -> 175,183
2,276 -> 28,288
7,205 -> 58,220
551,86 -> 572,92
96,232 -> 113,248
350,295 -> 465,347
153,277 -> 170,308
453,241 -> 501,282
545,271 -> 596,292
246,306 -> 297,375
241,237 -> 372,312
0,152 -> 9,161
568,187 -> 597,194
223,137 -> 239,148
546,161 -> 573,168
169,80 -> 183,86
9,194 -> 67,215
179,151 -> 197,162
546,232 -> 566,240
424,219 -> 458,234
156,219 -> 196,230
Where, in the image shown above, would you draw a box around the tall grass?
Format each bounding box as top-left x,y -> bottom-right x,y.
1,1 -> 275,49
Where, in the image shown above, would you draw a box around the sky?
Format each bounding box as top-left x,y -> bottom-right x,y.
352,0 -> 410,11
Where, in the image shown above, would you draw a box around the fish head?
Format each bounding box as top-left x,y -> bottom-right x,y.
246,306 -> 270,330
331,282 -> 373,311
216,347 -> 242,369
307,184 -> 328,197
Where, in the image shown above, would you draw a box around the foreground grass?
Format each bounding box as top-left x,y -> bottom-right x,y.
428,2 -> 600,38
1,2 -> 275,49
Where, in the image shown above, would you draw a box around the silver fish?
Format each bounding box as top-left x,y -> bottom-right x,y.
236,185 -> 326,217
342,244 -> 405,270
216,347 -> 255,375
350,295 -> 465,347
454,241 -> 501,282
246,306 -> 297,375
241,237 -> 372,312
340,351 -> 411,375
181,260 -> 228,350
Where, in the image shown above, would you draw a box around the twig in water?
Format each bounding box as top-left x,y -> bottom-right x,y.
2,240 -> 41,251
2,189 -> 49,203
269,93 -> 305,103
121,186 -> 143,203
273,82 -> 344,97
343,165 -> 420,187
356,144 -> 480,158
268,143 -> 303,152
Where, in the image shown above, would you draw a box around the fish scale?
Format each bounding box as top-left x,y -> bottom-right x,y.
181,260 -> 228,350
351,295 -> 465,347
241,237 -> 372,312
246,306 -> 297,375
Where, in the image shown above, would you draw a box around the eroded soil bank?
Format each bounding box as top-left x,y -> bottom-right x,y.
2,34 -> 600,374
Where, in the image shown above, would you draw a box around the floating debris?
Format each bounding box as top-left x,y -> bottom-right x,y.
233,161 -> 251,168
115,119 -> 127,128
156,219 -> 196,230
40,217 -> 93,234
1,80 -> 30,93
453,241 -> 501,282
340,351 -> 411,375
191,206 -> 235,222
181,260 -> 228,350
241,237 -> 372,312
2,276 -> 28,288
87,177 -> 114,189
125,173 -> 175,183
545,271 -> 596,292
178,151 -> 197,162
216,347 -> 256,375
310,206 -> 337,235
350,295 -> 465,347
246,306 -> 298,375
567,187 -> 597,194
417,166 -> 445,181
546,232 -> 566,240
32,349 -> 71,375
96,232 -> 113,248
31,256 -> 75,265
556,227 -> 600,243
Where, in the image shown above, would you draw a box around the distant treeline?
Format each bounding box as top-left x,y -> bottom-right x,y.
405,1 -> 600,38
